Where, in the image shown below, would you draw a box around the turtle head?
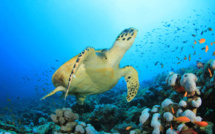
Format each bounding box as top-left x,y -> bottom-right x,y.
114,27 -> 138,51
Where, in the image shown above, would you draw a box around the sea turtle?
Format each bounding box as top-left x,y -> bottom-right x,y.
41,28 -> 140,105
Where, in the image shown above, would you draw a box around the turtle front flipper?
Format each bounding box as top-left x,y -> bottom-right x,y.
40,86 -> 66,100
121,66 -> 140,102
65,47 -> 96,100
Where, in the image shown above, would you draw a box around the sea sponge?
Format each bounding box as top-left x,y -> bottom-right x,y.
79,122 -> 86,127
152,127 -> 160,134
50,114 -> 58,123
177,123 -> 185,132
165,72 -> 174,83
166,128 -> 177,134
163,112 -> 173,122
195,116 -> 202,122
180,73 -> 198,92
179,100 -> 187,108
129,130 -> 136,134
75,125 -> 85,134
182,110 -> 196,122
86,124 -> 98,134
161,98 -> 173,108
151,107 -> 158,113
55,109 -> 64,117
151,105 -> 160,113
139,111 -> 150,125
141,108 -> 150,114
151,113 -> 161,129
191,97 -> 202,108
168,74 -> 178,86
210,60 -> 215,69
176,109 -> 183,117
152,113 -> 160,120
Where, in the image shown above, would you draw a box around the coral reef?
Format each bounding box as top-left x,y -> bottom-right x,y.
1,59 -> 215,133
50,107 -> 98,134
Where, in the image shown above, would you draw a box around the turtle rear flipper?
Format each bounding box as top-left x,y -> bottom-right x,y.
121,66 -> 140,102
40,86 -> 66,100
65,47 -> 97,100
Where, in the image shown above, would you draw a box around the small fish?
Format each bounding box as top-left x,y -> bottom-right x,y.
213,51 -> 215,56
184,56 -> 187,60
192,34 -> 196,37
211,42 -> 213,46
183,91 -> 187,97
155,61 -> 159,66
199,38 -> 206,44
205,45 -> 209,52
177,62 -> 180,64
171,107 -> 175,114
208,68 -> 212,77
189,54 -> 191,61
192,46 -> 194,48
208,27 -> 213,31
7,99 -> 11,101
194,121 -> 208,127
126,126 -> 132,130
193,51 -> 196,55
174,116 -> 190,123
161,64 -> 164,68
170,124 -> 173,130
55,59 -> 59,62
194,40 -> 197,44
201,47 -> 205,50
201,31 -> 204,35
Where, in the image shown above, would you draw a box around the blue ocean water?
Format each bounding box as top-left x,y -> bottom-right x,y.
0,0 -> 215,133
